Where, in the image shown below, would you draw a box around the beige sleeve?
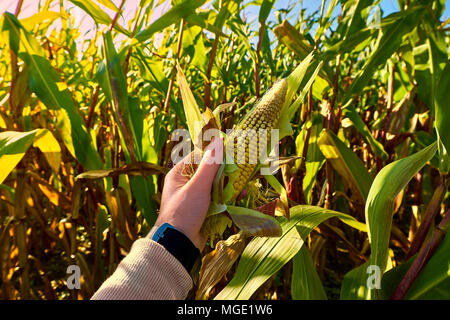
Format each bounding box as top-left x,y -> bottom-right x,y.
91,238 -> 193,300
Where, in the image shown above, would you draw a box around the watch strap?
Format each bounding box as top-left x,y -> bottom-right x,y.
151,223 -> 200,273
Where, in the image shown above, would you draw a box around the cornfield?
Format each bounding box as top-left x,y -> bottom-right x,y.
0,0 -> 449,300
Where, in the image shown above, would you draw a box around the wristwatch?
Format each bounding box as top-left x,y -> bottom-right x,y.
150,223 -> 200,273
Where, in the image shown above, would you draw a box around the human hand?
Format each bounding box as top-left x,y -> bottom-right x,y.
152,137 -> 224,250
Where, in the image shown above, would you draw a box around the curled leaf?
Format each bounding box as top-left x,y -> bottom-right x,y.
226,205 -> 282,237
201,214 -> 232,244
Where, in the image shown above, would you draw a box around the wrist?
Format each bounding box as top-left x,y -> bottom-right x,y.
154,217 -> 202,250
148,223 -> 201,274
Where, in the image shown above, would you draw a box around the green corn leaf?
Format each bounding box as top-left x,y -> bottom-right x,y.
68,0 -> 129,36
228,22 -> 257,63
320,1 -> 410,62
414,42 -> 433,108
341,0 -> 374,40
136,0 -> 207,42
318,128 -> 373,202
424,25 -> 447,109
340,262 -> 371,300
315,0 -> 338,43
287,60 -> 323,121
292,246 -> 327,300
343,105 -> 388,160
133,49 -> 170,94
101,32 -> 141,162
283,52 -> 314,111
100,32 -> 159,225
278,52 -> 318,140
366,142 -> 437,273
320,27 -> 375,62
294,118 -> 326,202
69,0 -> 112,24
2,12 -> 102,170
215,205 -> 366,300
434,60 -> 450,173
215,0 -> 239,29
130,175 -> 158,226
176,63 -> 204,148
302,119 -> 325,204
96,0 -> 119,12
261,26 -> 275,73
344,6 -> 425,102
258,0 -> 275,24
341,142 -> 438,300
185,14 -> 227,38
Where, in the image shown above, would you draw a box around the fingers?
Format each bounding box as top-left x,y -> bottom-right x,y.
167,151 -> 194,178
189,136 -> 224,190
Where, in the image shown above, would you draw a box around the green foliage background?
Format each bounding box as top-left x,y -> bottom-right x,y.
0,0 -> 449,300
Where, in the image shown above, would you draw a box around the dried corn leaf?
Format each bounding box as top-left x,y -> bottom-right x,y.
254,199 -> 277,217
76,162 -> 168,180
196,232 -> 246,300
196,108 -> 220,151
105,188 -> 134,250
33,129 -> 61,173
37,183 -> 60,207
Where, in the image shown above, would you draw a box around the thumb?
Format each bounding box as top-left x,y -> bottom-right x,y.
189,136 -> 224,189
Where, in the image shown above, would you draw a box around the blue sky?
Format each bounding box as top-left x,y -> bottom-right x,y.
243,0 -> 449,28
247,0 -> 449,19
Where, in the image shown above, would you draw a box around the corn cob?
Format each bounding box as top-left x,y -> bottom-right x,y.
228,79 -> 288,200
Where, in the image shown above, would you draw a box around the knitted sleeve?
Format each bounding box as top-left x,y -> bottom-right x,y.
91,238 -> 193,300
